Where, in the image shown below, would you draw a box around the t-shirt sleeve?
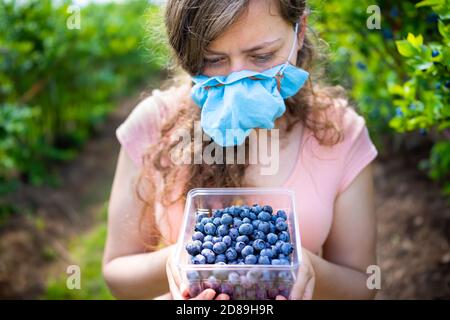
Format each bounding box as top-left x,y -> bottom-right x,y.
337,105 -> 378,194
116,90 -> 169,167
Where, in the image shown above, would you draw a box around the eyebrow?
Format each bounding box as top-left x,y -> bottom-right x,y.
205,38 -> 283,55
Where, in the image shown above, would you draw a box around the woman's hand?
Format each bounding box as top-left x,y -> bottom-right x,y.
166,247 -> 230,300
290,247 -> 316,300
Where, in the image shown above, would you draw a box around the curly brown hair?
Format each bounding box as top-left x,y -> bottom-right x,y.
136,0 -> 346,250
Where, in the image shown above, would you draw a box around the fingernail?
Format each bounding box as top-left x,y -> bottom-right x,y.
206,290 -> 216,299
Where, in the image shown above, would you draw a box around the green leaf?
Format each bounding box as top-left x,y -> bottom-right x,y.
396,40 -> 416,57
438,20 -> 449,39
407,33 -> 423,48
416,0 -> 445,8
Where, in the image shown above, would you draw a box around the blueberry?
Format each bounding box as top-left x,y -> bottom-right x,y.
195,223 -> 204,233
187,270 -> 200,281
258,211 -> 272,222
192,254 -> 206,264
242,217 -> 251,224
222,235 -> 232,247
213,217 -> 222,226
267,233 -> 278,244
238,223 -> 253,235
275,217 -> 285,225
244,254 -> 257,264
236,235 -> 249,244
238,275 -> 250,289
271,259 -> 282,265
253,239 -> 265,251
271,245 -> 279,257
217,225 -> 229,237
432,49 -> 440,57
278,271 -> 293,282
276,220 -> 288,232
276,210 -> 287,220
260,248 -> 273,258
252,219 -> 261,229
269,222 -> 276,233
280,258 -> 290,265
258,256 -> 271,265
220,283 -> 233,296
278,231 -> 290,242
204,223 -> 216,235
262,205 -> 273,214
213,242 -> 227,254
275,240 -> 284,250
196,212 -> 209,223
229,228 -> 239,240
204,235 -> 213,243
240,208 -> 250,219
186,240 -> 202,256
212,209 -> 223,218
225,247 -> 238,261
249,212 -> 257,220
258,221 -> 270,234
235,241 -> 246,253
220,214 -> 233,225
251,205 -> 262,213
228,272 -> 240,285
202,241 -> 214,250
281,243 -> 293,255
241,245 -> 254,258
215,254 -> 227,263
233,218 -> 243,228
254,231 -> 266,240
200,217 -> 211,225
205,275 -> 220,291
201,248 -> 216,263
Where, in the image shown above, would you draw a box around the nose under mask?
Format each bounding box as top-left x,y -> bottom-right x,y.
191,22 -> 309,147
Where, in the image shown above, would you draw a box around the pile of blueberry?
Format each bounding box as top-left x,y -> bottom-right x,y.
185,204 -> 294,266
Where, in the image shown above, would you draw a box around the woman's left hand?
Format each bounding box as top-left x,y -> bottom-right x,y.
277,247 -> 316,300
166,246 -> 230,300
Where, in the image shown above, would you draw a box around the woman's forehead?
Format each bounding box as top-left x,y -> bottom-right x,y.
206,1 -> 289,55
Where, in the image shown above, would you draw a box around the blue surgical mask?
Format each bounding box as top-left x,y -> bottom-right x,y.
191,22 -> 309,147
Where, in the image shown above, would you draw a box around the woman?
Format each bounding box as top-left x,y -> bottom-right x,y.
102,0 -> 378,300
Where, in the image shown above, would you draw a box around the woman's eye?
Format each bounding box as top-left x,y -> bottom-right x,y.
252,53 -> 274,63
205,57 -> 225,66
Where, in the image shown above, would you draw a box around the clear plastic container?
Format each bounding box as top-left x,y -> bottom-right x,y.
175,187 -> 302,300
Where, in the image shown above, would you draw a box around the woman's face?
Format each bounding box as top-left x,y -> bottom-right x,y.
202,0 -> 300,77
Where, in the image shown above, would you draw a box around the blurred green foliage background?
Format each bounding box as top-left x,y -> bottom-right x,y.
310,0 -> 449,194
0,0 -> 166,194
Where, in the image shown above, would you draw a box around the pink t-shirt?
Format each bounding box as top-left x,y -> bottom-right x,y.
116,84 -> 378,254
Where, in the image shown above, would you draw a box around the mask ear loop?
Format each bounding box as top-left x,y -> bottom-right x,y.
277,22 -> 300,77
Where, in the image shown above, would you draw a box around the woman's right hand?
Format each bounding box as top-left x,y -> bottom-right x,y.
166,246 -> 230,300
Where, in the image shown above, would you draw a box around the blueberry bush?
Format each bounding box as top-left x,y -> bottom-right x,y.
310,0 -> 450,195
0,0 -> 167,195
